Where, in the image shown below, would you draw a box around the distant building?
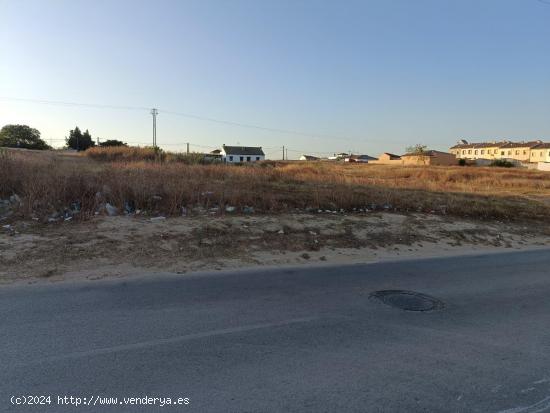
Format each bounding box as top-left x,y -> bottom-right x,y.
328,152 -> 349,161
344,154 -> 378,163
450,140 -> 549,163
401,150 -> 457,166
370,153 -> 402,165
202,149 -> 223,162
498,141 -> 542,162
300,155 -> 320,161
220,145 -> 265,163
450,141 -> 508,160
530,143 -> 550,163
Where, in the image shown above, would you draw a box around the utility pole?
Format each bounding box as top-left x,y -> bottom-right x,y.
186,142 -> 189,154
151,108 -> 158,147
282,146 -> 285,160
286,148 -> 288,161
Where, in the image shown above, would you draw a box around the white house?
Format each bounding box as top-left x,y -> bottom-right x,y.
221,145 -> 265,163
344,154 -> 378,163
299,155 -> 320,161
328,152 -> 349,160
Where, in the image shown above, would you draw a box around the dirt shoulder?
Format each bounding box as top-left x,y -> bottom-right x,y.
1,212 -> 549,286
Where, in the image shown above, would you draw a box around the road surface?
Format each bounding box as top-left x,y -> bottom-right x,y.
2,250 -> 550,412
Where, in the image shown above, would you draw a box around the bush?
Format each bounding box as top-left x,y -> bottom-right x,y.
85,146 -> 218,164
85,146 -> 165,162
490,159 -> 514,168
458,159 -> 466,166
100,139 -> 127,147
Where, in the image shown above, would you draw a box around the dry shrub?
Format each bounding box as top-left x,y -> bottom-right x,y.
84,146 -> 213,164
85,146 -> 163,162
1,150 -> 550,222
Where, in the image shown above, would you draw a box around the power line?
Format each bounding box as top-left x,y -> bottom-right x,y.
0,96 -> 366,144
285,148 -> 339,155
0,96 -> 149,112
159,108 -> 358,142
1,95 -> 412,149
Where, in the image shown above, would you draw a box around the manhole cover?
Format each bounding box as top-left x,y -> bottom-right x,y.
370,290 -> 444,312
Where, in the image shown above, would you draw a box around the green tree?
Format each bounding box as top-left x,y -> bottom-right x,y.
405,143 -> 429,165
405,144 -> 428,155
66,127 -> 95,151
100,139 -> 127,147
0,124 -> 49,150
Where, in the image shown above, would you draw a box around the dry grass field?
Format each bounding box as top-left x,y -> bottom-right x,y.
2,147 -> 550,284
1,147 -> 550,222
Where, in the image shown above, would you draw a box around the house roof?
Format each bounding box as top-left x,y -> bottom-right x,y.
473,142 -> 508,148
450,141 -> 508,149
222,145 -> 265,156
450,140 -> 550,150
301,155 -> 319,160
499,141 -> 542,149
533,143 -> 550,149
381,153 -> 401,159
348,154 -> 377,160
402,150 -> 453,157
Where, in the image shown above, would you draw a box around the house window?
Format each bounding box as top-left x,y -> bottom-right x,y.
508,150 -> 511,155
541,151 -> 544,157
515,150 -> 519,155
256,156 -> 260,161
246,156 -> 251,162
240,156 -> 244,162
462,150 -> 466,155
501,151 -> 505,155
523,150 -> 527,155
229,156 -> 233,161
481,150 -> 484,155
468,149 -> 472,154
474,150 -> 478,155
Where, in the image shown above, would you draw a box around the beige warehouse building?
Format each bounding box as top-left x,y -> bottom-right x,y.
450,140 -> 548,164
371,150 -> 456,166
401,150 -> 457,166
370,153 -> 403,165
497,141 -> 541,162
530,143 -> 550,163
450,142 -> 507,160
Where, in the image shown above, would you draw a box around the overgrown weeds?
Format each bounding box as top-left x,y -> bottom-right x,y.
1,150 -> 550,222
84,146 -> 216,164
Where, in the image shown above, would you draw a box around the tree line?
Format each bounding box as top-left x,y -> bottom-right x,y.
0,124 -> 127,151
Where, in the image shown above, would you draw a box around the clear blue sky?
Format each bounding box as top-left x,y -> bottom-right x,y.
1,0 -> 549,158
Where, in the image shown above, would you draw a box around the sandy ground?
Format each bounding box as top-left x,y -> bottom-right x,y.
1,211 -> 549,286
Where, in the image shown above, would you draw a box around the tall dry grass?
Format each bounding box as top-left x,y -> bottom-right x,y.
84,146 -> 213,164
1,149 -> 550,221
278,162 -> 550,196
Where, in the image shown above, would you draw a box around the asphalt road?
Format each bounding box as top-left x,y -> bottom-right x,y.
2,249 -> 550,413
